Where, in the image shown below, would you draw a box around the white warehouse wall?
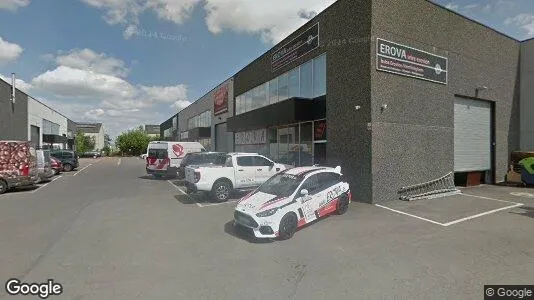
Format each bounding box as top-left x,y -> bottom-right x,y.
27,96 -> 68,148
85,126 -> 105,151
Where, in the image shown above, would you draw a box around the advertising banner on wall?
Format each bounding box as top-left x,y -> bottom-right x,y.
314,120 -> 326,141
214,84 -> 229,115
235,129 -> 266,145
376,38 -> 448,84
271,23 -> 319,72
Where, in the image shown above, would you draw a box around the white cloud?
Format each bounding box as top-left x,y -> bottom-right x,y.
55,48 -> 130,77
0,37 -> 23,65
170,100 -> 190,111
505,13 -> 534,37
204,0 -> 336,44
0,73 -> 33,93
445,3 -> 459,10
0,0 -> 30,11
140,84 -> 188,103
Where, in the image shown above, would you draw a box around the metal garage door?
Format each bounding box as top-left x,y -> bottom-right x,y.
215,123 -> 229,152
30,125 -> 40,148
454,98 -> 491,172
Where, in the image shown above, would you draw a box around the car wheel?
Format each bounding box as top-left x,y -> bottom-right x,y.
0,180 -> 8,195
336,193 -> 350,215
63,163 -> 73,172
212,180 -> 231,203
278,213 -> 298,240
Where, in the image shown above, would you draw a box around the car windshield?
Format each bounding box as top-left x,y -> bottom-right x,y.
257,173 -> 303,197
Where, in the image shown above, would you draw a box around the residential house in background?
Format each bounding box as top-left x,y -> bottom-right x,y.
76,122 -> 106,151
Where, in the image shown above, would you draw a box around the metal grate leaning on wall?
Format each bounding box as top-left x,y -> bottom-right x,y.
398,172 -> 461,201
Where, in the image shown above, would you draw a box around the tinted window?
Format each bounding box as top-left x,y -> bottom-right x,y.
148,149 -> 168,159
289,68 -> 299,98
300,174 -> 321,194
317,172 -> 341,189
313,54 -> 326,97
253,156 -> 272,166
258,173 -> 303,197
236,156 -> 254,166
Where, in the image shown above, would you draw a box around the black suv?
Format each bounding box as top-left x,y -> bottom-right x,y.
50,150 -> 79,172
177,152 -> 227,179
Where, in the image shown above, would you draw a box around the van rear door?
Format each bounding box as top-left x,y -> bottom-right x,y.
147,147 -> 169,172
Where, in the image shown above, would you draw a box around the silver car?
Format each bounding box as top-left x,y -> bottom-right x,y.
36,149 -> 55,183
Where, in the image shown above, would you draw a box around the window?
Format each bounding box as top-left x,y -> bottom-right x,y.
257,83 -> 268,108
253,156 -> 272,166
317,172 -> 341,190
236,156 -> 254,166
235,95 -> 242,115
278,73 -> 289,101
313,54 -> 326,97
300,174 -> 321,195
244,91 -> 252,113
289,68 -> 299,98
268,78 -> 278,104
300,61 -> 313,98
250,86 -> 260,111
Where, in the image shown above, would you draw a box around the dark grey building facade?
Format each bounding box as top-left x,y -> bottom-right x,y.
0,78 -> 29,141
520,38 -> 534,150
226,0 -> 526,203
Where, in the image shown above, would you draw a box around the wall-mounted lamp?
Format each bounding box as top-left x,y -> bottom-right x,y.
381,104 -> 388,111
355,105 -> 361,111
475,86 -> 488,98
11,73 -> 16,104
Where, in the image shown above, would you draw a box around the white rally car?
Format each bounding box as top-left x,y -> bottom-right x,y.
233,166 -> 351,240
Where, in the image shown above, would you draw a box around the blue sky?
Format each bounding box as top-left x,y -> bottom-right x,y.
0,0 -> 532,138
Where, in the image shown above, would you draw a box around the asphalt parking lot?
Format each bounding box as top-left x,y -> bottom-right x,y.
1,157 -> 533,299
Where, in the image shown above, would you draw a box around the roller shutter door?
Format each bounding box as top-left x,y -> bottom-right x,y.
215,123 -> 229,152
454,98 -> 491,172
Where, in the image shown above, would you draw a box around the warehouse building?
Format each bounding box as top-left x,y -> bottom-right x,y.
226,0 -> 534,203
143,125 -> 161,138
28,96 -> 69,149
520,38 -> 534,150
75,123 -> 106,151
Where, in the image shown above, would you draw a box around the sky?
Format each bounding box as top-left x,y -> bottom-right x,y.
0,0 -> 532,139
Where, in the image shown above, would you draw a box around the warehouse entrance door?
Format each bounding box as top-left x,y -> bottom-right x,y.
454,97 -> 494,186
30,125 -> 40,148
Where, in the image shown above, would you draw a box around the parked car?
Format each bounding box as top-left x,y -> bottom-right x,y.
140,153 -> 148,160
80,151 -> 101,158
0,141 -> 39,194
35,149 -> 54,183
234,166 -> 351,240
50,150 -> 79,172
177,152 -> 227,179
50,157 -> 62,175
185,152 -> 289,202
146,141 -> 205,178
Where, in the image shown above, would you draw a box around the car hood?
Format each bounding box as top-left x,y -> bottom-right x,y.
236,191 -> 291,213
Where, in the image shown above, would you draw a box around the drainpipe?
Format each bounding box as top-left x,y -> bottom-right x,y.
11,73 -> 16,104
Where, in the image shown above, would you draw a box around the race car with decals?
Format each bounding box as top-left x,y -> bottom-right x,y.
146,141 -> 205,178
233,165 -> 351,240
184,153 -> 291,202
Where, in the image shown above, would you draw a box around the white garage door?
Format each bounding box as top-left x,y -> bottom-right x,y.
454,97 -> 492,172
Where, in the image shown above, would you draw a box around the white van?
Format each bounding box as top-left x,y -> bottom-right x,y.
145,141 -> 205,178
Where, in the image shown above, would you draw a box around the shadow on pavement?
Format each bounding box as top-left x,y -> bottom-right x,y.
138,175 -> 169,181
174,194 -> 204,205
223,220 -> 274,244
509,206 -> 534,219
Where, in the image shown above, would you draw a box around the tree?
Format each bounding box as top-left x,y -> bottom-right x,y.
115,127 -> 151,156
75,131 -> 96,154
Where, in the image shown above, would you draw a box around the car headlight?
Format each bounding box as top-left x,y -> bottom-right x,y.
256,207 -> 279,217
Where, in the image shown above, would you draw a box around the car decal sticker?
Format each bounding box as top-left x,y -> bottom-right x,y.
172,144 -> 185,158
259,197 -> 287,210
297,218 -> 307,227
317,198 -> 339,217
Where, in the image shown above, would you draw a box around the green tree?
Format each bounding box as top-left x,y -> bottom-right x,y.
115,127 -> 151,156
75,131 -> 96,154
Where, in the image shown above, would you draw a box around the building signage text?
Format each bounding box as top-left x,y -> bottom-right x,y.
376,38 -> 448,84
235,129 -> 266,145
214,84 -> 229,115
272,23 -> 319,72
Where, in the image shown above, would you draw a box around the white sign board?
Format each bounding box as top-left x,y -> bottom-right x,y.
235,129 -> 266,145
180,131 -> 189,140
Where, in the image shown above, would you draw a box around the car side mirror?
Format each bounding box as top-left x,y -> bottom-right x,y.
269,161 -> 275,167
300,189 -> 308,196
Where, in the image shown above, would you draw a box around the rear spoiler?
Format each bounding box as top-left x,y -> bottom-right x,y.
334,166 -> 342,174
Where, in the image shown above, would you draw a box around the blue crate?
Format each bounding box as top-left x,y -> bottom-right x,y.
521,167 -> 534,185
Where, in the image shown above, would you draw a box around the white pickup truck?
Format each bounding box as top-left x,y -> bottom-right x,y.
185,152 -> 289,202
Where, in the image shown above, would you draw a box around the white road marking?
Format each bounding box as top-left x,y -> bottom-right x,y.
374,204 -> 446,226
167,180 -> 200,207
462,193 -> 521,205
117,158 -> 122,166
198,200 -> 238,208
442,203 -> 524,226
73,164 -> 93,176
30,176 -> 63,193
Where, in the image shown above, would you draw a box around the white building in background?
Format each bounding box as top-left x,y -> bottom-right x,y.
27,96 -> 69,150
76,123 -> 106,151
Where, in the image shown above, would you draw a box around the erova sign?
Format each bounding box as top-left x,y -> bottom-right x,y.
376,38 -> 448,84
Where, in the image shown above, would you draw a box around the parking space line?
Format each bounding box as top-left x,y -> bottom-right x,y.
441,203 -> 524,226
73,164 -> 93,176
117,158 -> 122,166
30,176 -> 63,193
167,180 -> 201,207
374,204 -> 446,226
198,200 -> 238,208
461,193 -> 521,205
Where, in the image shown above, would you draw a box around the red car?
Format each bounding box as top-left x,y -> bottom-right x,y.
50,157 -> 62,175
